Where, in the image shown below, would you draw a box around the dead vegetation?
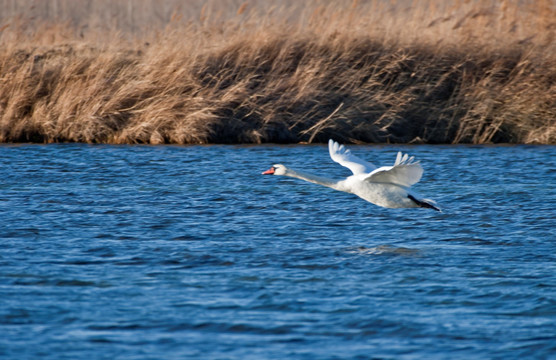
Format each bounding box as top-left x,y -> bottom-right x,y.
0,0 -> 554,144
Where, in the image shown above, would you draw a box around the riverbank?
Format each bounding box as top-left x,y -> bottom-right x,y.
1,0 -> 554,144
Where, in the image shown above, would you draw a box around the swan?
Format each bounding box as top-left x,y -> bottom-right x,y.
262,139 -> 440,211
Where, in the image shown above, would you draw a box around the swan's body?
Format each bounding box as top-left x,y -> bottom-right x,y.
262,139 -> 440,211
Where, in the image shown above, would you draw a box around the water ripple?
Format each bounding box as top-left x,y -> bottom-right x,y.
0,144 -> 555,359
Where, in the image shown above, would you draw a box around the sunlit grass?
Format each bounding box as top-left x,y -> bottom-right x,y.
0,0 -> 554,144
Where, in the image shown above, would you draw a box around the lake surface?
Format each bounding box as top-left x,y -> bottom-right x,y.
1,143 -> 555,359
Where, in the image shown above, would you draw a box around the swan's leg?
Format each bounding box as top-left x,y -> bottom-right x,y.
407,194 -> 441,212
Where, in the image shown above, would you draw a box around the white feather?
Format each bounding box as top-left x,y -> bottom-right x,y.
328,139 -> 376,175
364,151 -> 423,187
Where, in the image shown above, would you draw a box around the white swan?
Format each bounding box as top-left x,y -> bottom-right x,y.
262,139 -> 440,211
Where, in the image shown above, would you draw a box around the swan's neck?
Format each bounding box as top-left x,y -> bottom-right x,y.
284,168 -> 339,189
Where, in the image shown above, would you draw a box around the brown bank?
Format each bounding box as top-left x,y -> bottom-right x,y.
0,0 -> 554,144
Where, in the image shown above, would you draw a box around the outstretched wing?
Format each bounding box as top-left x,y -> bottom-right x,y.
363,151 -> 423,187
328,139 -> 376,175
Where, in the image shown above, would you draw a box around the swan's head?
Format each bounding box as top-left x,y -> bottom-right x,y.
261,164 -> 287,176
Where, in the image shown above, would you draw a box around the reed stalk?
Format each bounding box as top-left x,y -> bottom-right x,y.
0,0 -> 554,144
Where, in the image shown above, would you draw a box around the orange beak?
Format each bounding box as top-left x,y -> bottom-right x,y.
262,167 -> 275,175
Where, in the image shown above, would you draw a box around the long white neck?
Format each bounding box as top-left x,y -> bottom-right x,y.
284,168 -> 339,189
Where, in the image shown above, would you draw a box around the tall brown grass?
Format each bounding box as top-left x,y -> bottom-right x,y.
0,0 -> 554,144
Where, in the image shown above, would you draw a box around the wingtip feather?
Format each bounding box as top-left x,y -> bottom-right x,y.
395,152 -> 419,166
395,152 -> 402,165
328,139 -> 336,154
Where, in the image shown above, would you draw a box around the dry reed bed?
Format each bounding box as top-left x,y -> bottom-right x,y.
0,0 -> 555,144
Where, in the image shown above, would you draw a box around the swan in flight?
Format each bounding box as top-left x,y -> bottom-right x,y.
262,139 -> 440,211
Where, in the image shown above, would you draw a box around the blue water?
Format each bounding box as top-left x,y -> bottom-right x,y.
1,144 -> 555,359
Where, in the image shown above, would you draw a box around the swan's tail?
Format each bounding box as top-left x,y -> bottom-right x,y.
407,194 -> 441,212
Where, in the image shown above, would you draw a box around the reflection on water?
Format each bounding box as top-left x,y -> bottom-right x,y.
0,144 -> 555,359
350,245 -> 421,256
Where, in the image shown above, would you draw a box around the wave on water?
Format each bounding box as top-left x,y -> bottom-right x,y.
348,245 -> 420,256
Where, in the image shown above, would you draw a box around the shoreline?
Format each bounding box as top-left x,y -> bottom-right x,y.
1,1 -> 554,145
